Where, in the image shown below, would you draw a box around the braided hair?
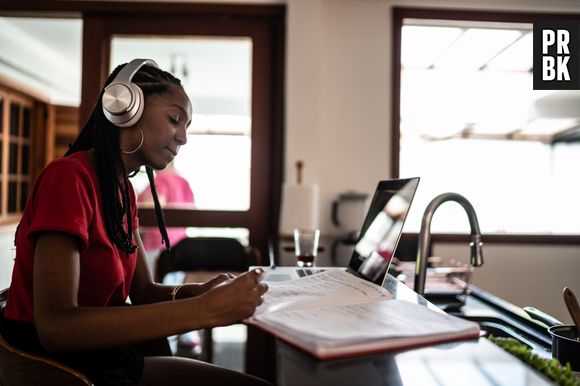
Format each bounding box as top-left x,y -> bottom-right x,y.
66,63 -> 182,254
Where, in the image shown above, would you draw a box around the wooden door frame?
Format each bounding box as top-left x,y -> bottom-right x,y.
82,7 -> 285,258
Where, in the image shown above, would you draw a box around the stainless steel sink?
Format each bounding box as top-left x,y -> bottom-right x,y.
461,315 -> 552,358
441,286 -> 554,359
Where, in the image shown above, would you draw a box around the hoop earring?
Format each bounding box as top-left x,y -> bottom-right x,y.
121,127 -> 144,155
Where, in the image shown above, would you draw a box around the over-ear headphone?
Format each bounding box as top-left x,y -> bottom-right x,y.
102,58 -> 159,128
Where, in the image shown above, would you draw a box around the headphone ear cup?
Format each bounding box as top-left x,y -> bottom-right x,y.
102,82 -> 144,128
116,84 -> 144,128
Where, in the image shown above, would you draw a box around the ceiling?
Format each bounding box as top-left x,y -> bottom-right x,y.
0,16 -> 82,105
0,16 -> 252,115
402,23 -> 532,72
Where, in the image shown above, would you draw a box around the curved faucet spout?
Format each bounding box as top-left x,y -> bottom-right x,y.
414,193 -> 484,296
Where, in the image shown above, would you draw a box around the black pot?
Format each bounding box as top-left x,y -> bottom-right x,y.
548,325 -> 580,371
524,307 -> 580,371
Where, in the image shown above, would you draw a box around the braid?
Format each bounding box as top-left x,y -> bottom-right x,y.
146,166 -> 171,250
67,62 -> 183,254
119,160 -> 137,253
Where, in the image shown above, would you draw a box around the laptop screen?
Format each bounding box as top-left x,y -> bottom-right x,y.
347,177 -> 420,285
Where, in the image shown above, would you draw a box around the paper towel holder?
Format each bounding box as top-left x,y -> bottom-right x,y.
295,160 -> 303,184
279,159 -> 320,238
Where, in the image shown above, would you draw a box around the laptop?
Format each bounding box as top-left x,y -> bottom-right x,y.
259,177 -> 420,285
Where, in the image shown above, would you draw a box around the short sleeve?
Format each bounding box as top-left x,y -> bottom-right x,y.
27,160 -> 94,251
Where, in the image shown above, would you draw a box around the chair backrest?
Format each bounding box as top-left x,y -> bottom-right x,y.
0,288 -> 93,386
155,237 -> 262,282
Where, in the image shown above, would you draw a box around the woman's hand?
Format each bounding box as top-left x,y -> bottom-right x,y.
175,273 -> 237,299
198,269 -> 268,327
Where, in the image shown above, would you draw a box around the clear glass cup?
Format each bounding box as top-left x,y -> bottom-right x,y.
293,229 -> 320,267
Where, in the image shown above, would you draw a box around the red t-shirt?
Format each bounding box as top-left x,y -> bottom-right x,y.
4,151 -> 139,323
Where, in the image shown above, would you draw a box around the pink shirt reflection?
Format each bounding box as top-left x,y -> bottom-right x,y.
138,168 -> 194,251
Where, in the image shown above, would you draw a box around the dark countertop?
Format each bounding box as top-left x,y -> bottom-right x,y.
276,337 -> 548,386
246,274 -> 558,386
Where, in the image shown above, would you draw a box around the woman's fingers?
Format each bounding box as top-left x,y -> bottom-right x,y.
257,282 -> 268,295
201,269 -> 269,322
205,274 -> 230,287
245,268 -> 263,284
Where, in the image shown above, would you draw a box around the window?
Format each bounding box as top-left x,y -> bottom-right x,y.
394,9 -> 580,239
110,36 -> 253,212
0,88 -> 33,221
110,36 -> 255,251
81,5 -> 285,257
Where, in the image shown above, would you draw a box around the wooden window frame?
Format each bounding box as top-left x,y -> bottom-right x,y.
0,87 -> 40,224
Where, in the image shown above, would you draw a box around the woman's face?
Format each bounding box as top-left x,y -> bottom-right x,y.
127,86 -> 192,171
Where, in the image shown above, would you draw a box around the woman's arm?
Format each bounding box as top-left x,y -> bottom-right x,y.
33,231 -> 266,352
129,230 -> 232,304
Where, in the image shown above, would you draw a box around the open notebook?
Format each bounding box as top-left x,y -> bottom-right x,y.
247,270 -> 480,359
261,177 -> 420,285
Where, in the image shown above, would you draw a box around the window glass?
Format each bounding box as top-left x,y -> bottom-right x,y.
23,107 -> 31,138
9,143 -> 18,174
110,36 -> 253,212
9,103 -> 19,136
8,181 -> 17,213
400,21 -> 580,235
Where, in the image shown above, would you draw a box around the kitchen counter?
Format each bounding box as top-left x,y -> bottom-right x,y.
245,274 -> 559,386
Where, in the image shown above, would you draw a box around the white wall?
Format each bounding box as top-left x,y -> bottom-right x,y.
0,225 -> 18,292
287,0 -> 393,234
434,242 -> 580,324
285,0 -> 580,323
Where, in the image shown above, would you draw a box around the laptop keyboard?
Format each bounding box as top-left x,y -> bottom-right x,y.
296,268 -> 326,277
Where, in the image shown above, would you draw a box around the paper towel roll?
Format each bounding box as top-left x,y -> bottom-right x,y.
279,184 -> 320,236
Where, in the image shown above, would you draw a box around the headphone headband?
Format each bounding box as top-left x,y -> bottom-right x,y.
113,59 -> 159,84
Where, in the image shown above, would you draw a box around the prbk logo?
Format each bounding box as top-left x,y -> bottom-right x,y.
533,21 -> 580,90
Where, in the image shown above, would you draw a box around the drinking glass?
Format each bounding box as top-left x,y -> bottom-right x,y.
293,229 -> 320,267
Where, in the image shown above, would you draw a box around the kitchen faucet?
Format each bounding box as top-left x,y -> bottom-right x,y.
414,193 -> 484,296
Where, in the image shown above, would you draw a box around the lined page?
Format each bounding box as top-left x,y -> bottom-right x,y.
255,270 -> 392,315
255,299 -> 479,342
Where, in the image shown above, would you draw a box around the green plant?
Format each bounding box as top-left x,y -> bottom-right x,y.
488,335 -> 580,386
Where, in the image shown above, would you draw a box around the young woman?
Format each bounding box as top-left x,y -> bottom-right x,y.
0,59 -> 270,386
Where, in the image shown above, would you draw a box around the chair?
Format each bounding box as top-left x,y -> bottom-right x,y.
0,288 -> 93,386
154,237 -> 263,362
155,237 -> 263,283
